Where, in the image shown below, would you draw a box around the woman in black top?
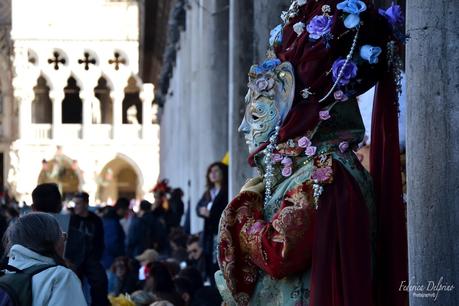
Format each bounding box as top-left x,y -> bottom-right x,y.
196,162 -> 228,285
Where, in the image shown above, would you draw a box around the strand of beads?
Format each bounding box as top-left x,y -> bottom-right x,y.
312,180 -> 324,209
319,27 -> 360,103
263,125 -> 281,206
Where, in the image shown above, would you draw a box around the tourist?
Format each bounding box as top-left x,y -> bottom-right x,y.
195,162 -> 228,285
71,191 -> 109,306
3,212 -> 86,305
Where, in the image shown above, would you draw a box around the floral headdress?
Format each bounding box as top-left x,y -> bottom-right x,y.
269,0 -> 406,106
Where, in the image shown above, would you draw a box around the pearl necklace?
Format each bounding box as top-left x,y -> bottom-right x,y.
263,125 -> 281,206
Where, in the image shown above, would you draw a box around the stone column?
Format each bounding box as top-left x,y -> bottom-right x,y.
228,0 -> 254,198
406,1 -> 459,305
253,0 -> 290,62
18,96 -> 32,140
81,88 -> 93,139
206,0 -> 230,172
111,89 -> 124,139
50,89 -> 64,140
141,83 -> 154,139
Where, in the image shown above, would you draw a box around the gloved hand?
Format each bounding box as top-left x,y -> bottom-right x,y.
240,176 -> 265,195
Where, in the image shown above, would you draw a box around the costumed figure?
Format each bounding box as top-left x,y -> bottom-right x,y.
216,1 -> 407,306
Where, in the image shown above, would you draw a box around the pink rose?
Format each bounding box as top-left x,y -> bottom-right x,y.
305,146 -> 317,157
311,166 -> 333,182
319,110 -> 331,120
256,78 -> 269,91
339,141 -> 349,153
271,153 -> 283,163
333,90 -> 348,101
281,157 -> 293,166
298,136 -> 312,148
282,166 -> 293,177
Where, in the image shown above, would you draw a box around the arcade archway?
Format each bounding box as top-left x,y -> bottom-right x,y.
96,156 -> 140,204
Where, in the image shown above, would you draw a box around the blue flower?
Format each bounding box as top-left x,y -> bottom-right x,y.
337,0 -> 367,15
254,58 -> 282,74
343,14 -> 360,28
379,2 -> 404,26
337,0 -> 366,28
269,24 -> 283,47
360,45 -> 382,64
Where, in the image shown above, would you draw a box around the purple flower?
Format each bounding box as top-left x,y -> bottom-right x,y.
305,146 -> 317,157
282,166 -> 293,177
319,110 -> 331,120
311,166 -> 333,182
272,153 -> 284,163
339,141 -> 349,153
255,77 -> 275,91
332,58 -> 358,86
255,78 -> 269,91
281,157 -> 293,166
298,136 -> 312,148
379,2 -> 404,26
334,90 -> 348,101
306,15 -> 333,40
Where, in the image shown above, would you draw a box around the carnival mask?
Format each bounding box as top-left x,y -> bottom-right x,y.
239,59 -> 295,153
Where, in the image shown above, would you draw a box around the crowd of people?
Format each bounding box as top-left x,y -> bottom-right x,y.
0,161 -> 229,306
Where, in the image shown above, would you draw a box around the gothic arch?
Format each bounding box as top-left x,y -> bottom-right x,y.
96,153 -> 143,203
94,76 -> 112,124
122,76 -> 142,124
32,75 -> 52,123
62,76 -> 82,123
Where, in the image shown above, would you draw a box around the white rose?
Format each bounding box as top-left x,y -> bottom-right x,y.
293,22 -> 305,36
297,0 -> 307,6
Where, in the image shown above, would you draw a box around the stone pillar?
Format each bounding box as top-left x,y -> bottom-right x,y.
18,96 -> 32,140
228,0 -> 254,198
81,88 -> 93,139
206,0 -> 229,171
50,89 -> 63,140
253,0 -> 290,62
406,1 -> 459,305
141,83 -> 154,139
111,89 -> 124,139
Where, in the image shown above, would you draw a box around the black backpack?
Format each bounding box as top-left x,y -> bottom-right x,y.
0,264 -> 55,306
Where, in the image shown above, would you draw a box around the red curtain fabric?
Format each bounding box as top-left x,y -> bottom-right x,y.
370,72 -> 408,306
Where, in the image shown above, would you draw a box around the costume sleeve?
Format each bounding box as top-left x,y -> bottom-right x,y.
218,182 -> 317,301
239,184 -> 316,279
